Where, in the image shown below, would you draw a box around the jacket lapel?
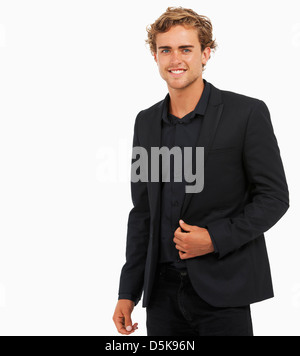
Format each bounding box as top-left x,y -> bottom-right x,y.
180,84 -> 224,217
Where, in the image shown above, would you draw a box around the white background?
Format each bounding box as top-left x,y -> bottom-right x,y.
0,0 -> 299,336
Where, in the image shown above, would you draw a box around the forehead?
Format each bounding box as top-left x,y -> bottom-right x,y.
156,25 -> 200,47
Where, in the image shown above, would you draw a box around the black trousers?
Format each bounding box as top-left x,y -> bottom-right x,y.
146,264 -> 253,336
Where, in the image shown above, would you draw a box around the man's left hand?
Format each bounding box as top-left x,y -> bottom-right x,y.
173,220 -> 214,260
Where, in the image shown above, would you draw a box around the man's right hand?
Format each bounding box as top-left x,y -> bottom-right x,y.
112,299 -> 138,335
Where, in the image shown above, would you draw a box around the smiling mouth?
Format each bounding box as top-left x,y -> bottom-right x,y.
168,69 -> 187,78
168,69 -> 187,74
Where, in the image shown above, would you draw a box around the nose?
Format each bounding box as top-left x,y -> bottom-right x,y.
170,50 -> 183,66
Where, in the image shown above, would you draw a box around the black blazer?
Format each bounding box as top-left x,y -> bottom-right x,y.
118,82 -> 289,308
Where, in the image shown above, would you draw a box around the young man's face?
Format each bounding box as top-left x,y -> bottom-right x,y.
153,25 -> 211,91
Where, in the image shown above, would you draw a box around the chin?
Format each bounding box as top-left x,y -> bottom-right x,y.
168,81 -> 191,90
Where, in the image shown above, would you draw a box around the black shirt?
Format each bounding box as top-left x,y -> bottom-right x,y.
159,79 -> 211,269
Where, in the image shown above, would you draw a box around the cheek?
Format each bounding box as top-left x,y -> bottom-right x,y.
158,65 -> 167,77
157,61 -> 168,75
188,57 -> 203,73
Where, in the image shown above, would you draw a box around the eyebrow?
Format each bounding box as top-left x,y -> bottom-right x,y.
158,45 -> 194,50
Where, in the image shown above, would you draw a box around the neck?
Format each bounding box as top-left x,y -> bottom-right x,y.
168,77 -> 204,118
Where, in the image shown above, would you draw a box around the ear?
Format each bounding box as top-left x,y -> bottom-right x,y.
202,47 -> 211,66
153,51 -> 158,63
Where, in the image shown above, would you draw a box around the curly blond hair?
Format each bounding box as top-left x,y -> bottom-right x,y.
145,7 -> 217,69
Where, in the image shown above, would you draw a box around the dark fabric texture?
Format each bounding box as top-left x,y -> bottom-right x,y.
146,265 -> 253,336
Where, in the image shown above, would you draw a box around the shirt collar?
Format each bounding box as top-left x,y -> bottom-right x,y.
162,79 -> 211,125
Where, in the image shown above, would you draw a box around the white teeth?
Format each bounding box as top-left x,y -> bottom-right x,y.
171,70 -> 185,74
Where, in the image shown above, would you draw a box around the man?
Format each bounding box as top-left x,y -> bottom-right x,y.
112,7 -> 289,336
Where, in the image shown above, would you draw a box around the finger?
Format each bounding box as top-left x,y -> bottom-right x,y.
175,226 -> 189,234
175,244 -> 187,253
174,236 -> 188,252
118,327 -> 131,335
179,219 -> 193,232
174,230 -> 190,239
173,237 -> 182,245
174,228 -> 184,239
124,313 -> 133,332
132,322 -> 139,332
114,317 -> 132,335
125,322 -> 139,335
174,226 -> 181,233
174,239 -> 187,252
179,250 -> 189,260
175,245 -> 183,251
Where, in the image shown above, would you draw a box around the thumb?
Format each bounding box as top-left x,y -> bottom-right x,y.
124,313 -> 133,332
179,219 -> 191,232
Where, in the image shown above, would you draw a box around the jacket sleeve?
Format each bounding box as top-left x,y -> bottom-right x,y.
206,100 -> 289,259
118,110 -> 150,305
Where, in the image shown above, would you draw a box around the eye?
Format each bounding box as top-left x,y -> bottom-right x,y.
162,49 -> 170,53
183,49 -> 191,53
